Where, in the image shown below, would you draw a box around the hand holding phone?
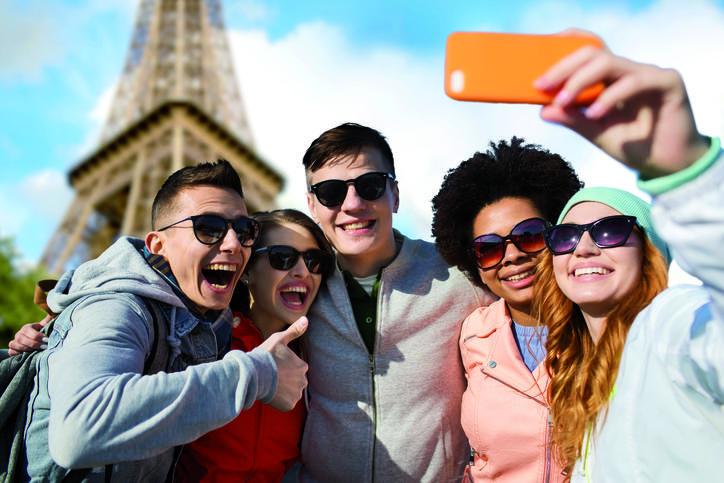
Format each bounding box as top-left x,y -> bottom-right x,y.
444,31 -> 605,105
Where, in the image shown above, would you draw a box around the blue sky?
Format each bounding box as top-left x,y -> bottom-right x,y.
2,0 -> 724,287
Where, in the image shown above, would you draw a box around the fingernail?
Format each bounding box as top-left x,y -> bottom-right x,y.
43,337 -> 49,343
553,90 -> 571,106
532,76 -> 548,90
40,344 -> 48,350
585,102 -> 603,119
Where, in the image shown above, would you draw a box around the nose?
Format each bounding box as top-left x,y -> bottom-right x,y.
572,231 -> 600,256
339,183 -> 366,211
218,223 -> 243,254
501,240 -> 528,265
289,256 -> 311,278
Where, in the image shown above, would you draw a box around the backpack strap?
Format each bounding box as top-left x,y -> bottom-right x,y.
140,298 -> 168,375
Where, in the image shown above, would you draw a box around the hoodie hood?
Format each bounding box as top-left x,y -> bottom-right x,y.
47,237 -> 184,313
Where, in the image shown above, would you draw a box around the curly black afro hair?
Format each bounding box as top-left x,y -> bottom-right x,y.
431,137 -> 583,288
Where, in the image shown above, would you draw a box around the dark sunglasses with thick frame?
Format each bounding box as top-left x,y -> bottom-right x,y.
309,171 -> 396,208
251,245 -> 332,275
544,215 -> 638,255
470,217 -> 550,269
157,214 -> 260,247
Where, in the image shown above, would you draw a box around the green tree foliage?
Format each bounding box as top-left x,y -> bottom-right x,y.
0,237 -> 48,348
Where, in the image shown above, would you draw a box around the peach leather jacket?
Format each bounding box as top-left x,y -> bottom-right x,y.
459,299 -> 565,483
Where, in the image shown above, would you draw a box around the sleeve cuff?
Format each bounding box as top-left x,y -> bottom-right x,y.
638,137 -> 721,195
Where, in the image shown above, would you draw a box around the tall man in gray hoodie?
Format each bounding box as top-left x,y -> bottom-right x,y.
22,160 -> 308,482
299,123 -> 496,482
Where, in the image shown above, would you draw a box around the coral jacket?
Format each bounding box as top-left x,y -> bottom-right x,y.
174,313 -> 306,483
460,299 -> 565,483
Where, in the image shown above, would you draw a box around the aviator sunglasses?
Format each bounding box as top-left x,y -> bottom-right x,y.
470,217 -> 550,269
158,214 -> 260,247
251,245 -> 332,275
309,172 -> 396,207
544,215 -> 637,255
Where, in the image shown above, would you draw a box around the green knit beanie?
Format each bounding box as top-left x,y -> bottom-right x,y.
557,187 -> 671,264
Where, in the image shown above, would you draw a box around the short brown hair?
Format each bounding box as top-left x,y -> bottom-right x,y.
302,122 -> 395,177
151,159 -> 244,229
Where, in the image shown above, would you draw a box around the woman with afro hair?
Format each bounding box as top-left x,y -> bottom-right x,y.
431,137 -> 583,482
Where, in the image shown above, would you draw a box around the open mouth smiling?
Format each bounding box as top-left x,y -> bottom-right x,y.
280,285 -> 309,307
201,263 -> 238,289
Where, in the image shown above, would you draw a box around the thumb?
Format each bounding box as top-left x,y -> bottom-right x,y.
277,316 -> 308,346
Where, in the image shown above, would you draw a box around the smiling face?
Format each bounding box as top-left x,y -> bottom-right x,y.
146,185 -> 249,314
306,147 -> 399,277
472,197 -> 545,325
245,222 -> 324,333
552,201 -> 644,319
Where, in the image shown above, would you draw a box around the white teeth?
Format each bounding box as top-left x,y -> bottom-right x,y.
505,270 -> 534,282
342,221 -> 371,231
204,263 -> 237,271
281,286 -> 308,294
210,283 -> 230,289
574,267 -> 611,277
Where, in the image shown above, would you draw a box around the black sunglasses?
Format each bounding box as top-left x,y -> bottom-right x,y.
251,245 -> 332,275
470,217 -> 550,269
309,171 -> 395,207
544,215 -> 637,255
158,214 -> 260,247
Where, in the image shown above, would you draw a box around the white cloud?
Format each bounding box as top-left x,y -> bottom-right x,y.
0,2 -> 64,81
227,0 -> 723,287
0,169 -> 73,263
72,81 -> 118,159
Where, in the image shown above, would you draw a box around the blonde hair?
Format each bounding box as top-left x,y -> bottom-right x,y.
532,232 -> 668,477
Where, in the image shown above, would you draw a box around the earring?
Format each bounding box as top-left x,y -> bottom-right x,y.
242,279 -> 249,285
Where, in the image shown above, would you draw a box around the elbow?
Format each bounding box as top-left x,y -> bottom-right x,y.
48,419 -> 95,468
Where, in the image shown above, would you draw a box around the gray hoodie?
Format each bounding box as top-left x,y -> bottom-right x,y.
23,237 -> 277,482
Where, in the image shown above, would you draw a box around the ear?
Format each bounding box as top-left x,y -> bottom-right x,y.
306,191 -> 320,224
145,231 -> 165,255
391,181 -> 400,214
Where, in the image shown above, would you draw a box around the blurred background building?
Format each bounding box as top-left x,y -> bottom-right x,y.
41,0 -> 284,274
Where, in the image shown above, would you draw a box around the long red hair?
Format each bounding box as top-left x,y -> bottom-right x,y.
532,232 -> 668,477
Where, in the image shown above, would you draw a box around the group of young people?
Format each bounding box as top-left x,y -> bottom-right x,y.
7,35 -> 722,483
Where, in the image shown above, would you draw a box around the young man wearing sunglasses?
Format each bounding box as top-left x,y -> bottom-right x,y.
299,122 -> 496,482
21,160 -> 308,481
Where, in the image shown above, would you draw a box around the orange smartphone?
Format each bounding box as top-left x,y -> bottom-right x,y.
444,31 -> 605,105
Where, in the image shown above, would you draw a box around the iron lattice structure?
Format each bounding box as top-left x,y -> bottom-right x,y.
42,0 -> 284,274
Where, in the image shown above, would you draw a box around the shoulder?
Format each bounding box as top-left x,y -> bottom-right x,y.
461,299 -> 508,336
630,284 -> 710,348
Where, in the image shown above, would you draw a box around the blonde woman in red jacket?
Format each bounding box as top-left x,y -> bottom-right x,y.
174,209 -> 333,482
432,138 -> 582,482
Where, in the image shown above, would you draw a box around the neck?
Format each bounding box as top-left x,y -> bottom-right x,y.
580,311 -> 608,345
248,304 -> 288,341
507,302 -> 537,327
337,235 -> 399,278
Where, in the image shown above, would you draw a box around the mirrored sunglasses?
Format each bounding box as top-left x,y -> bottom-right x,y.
309,171 -> 395,207
470,217 -> 550,269
544,215 -> 637,255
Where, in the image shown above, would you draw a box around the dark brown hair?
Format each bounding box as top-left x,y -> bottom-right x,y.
302,122 -> 395,177
152,159 -> 243,229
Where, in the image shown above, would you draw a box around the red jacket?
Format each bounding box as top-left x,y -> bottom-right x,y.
174,313 -> 306,482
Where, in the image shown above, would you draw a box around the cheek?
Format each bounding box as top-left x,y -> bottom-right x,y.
551,256 -> 569,286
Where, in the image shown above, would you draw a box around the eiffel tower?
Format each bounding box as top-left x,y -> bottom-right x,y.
41,0 -> 284,274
